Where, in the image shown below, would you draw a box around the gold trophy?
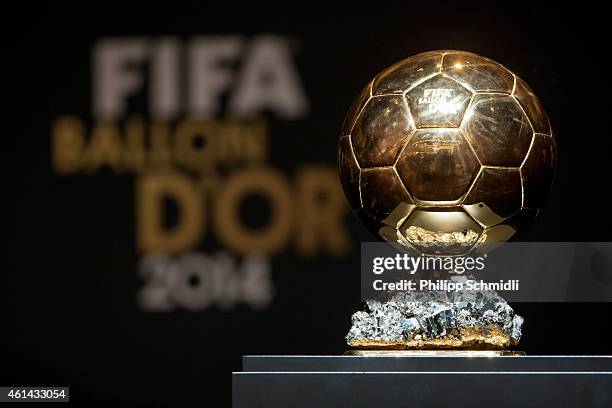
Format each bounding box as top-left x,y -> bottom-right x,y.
338,51 -> 555,350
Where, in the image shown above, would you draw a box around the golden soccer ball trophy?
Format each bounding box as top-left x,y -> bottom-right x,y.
339,51 -> 555,349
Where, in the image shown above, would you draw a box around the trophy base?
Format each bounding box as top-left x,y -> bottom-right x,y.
346,292 -> 523,350
344,349 -> 525,356
233,355 -> 612,407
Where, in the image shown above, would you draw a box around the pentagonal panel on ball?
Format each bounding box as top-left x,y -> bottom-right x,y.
521,134 -> 556,209
462,94 -> 533,166
406,74 -> 473,128
463,167 -> 522,228
442,52 -> 514,93
372,51 -> 443,95
360,167 -> 414,226
351,95 -> 415,167
396,128 -> 480,201
337,135 -> 361,209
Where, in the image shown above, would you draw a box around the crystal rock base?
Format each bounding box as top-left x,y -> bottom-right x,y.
346,289 -> 523,350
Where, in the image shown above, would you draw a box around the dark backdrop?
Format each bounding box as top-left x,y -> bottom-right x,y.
9,2 -> 612,407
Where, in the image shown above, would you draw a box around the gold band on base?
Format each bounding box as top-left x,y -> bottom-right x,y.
344,350 -> 525,357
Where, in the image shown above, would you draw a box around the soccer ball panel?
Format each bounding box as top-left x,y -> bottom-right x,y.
442,53 -> 514,93
480,224 -> 517,243
337,135 -> 361,209
372,51 -> 443,96
463,167 -> 522,228
513,77 -> 552,135
521,134 -> 556,209
406,75 -> 473,128
462,94 -> 533,166
480,208 -> 538,243
341,81 -> 371,136
378,225 -> 411,247
360,167 -> 414,224
396,129 -> 480,201
355,207 -> 386,237
351,95 -> 415,167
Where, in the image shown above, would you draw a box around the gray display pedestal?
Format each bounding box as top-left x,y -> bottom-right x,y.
233,354 -> 612,407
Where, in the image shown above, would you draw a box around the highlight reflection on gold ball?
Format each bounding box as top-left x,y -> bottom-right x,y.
338,50 -> 555,254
